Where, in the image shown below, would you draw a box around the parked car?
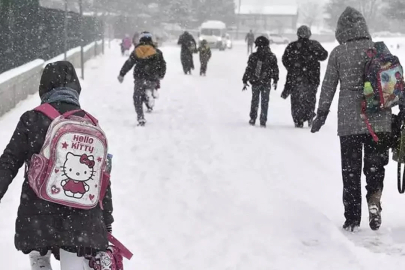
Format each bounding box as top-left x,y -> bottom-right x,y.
261,32 -> 289,44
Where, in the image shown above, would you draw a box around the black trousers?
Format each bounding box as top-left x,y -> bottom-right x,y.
200,60 -> 208,74
340,134 -> 389,224
134,80 -> 156,121
250,85 -> 270,124
247,43 -> 253,55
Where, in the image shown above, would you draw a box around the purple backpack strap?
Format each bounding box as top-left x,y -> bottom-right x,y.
34,104 -> 60,120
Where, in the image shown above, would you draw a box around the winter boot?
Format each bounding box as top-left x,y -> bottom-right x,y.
30,251 -> 52,270
368,190 -> 382,231
260,122 -> 266,128
138,118 -> 146,126
295,122 -> 304,128
249,119 -> 256,126
145,89 -> 155,109
342,220 -> 360,232
152,89 -> 159,99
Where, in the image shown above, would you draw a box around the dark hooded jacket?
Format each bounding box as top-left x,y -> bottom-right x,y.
120,41 -> 166,81
316,7 -> 394,136
0,61 -> 113,257
177,32 -> 197,53
242,46 -> 279,86
282,28 -> 328,95
177,32 -> 197,72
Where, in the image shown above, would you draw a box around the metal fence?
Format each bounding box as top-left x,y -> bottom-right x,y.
0,2 -> 102,74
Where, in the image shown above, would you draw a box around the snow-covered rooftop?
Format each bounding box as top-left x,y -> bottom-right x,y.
237,5 -> 298,16
200,20 -> 227,29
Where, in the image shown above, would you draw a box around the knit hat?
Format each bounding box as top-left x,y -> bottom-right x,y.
254,36 -> 270,47
297,25 -> 311,39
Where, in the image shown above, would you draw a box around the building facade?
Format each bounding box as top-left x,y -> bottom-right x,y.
236,5 -> 298,33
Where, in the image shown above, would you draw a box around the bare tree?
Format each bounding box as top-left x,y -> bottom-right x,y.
354,0 -> 381,29
299,1 -> 323,28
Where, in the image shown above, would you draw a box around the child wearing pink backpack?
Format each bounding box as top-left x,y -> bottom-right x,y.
0,61 -> 130,269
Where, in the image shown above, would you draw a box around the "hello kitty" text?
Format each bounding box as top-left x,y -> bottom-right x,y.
71,135 -> 95,153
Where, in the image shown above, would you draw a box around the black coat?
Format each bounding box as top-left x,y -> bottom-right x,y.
242,46 -> 279,86
0,61 -> 113,256
178,32 -> 196,52
178,33 -> 197,72
120,42 -> 166,81
281,38 -> 328,97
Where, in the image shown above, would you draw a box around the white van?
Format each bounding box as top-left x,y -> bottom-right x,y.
198,20 -> 227,50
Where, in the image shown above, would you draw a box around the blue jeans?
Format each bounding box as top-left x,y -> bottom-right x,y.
250,84 -> 270,124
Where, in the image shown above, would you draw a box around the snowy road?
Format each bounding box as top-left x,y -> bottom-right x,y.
1,40 -> 405,269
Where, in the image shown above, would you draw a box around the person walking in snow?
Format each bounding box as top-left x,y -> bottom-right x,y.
282,25 -> 328,128
311,7 -> 401,232
177,31 -> 197,75
245,30 -> 255,55
198,39 -> 212,76
0,61 -> 114,270
118,31 -> 167,126
242,36 -> 279,128
120,34 -> 132,56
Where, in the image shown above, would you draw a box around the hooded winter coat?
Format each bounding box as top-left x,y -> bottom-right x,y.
177,32 -> 197,72
0,61 -> 113,257
120,41 -> 166,81
242,46 -> 279,86
317,7 -> 392,136
282,35 -> 328,95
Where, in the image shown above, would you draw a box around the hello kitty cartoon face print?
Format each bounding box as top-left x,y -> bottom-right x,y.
61,153 -> 95,199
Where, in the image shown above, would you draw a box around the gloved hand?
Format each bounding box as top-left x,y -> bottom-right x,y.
106,224 -> 112,233
273,82 -> 278,90
156,81 -> 160,90
311,110 -> 329,133
242,82 -> 249,91
118,75 -> 124,83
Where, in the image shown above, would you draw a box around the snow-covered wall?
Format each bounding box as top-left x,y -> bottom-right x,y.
0,41 -> 103,117
0,60 -> 44,116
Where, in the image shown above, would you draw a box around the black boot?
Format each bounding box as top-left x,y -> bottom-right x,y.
249,119 -> 256,126
295,122 -> 304,128
137,118 -> 146,126
343,220 -> 360,232
368,191 -> 382,231
260,122 -> 266,128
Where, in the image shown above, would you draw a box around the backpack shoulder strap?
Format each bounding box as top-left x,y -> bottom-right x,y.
108,233 -> 133,260
62,109 -> 99,126
34,103 -> 60,120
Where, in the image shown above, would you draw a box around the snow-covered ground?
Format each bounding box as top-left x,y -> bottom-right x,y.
1,40 -> 405,269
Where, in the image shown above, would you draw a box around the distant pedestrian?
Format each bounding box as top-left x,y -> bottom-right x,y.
245,30 -> 255,55
198,40 -> 212,76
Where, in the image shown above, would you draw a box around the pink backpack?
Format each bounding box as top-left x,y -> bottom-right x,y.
88,234 -> 133,270
28,104 -> 110,210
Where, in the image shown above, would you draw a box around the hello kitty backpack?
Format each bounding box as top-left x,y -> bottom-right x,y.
27,103 -> 110,210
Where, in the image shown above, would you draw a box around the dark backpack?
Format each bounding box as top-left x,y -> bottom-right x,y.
250,53 -> 274,85
361,42 -> 405,141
